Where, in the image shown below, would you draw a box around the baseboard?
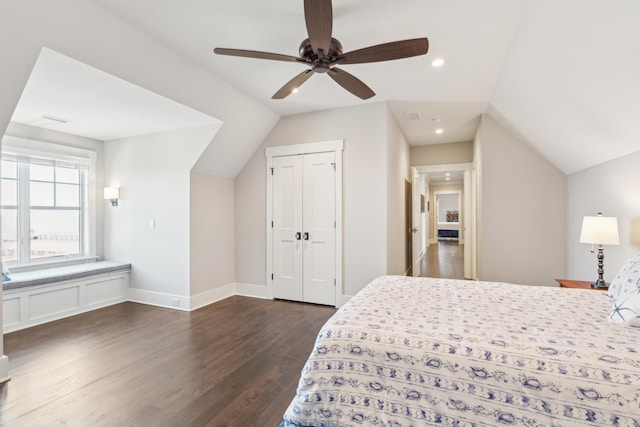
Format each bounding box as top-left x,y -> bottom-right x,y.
190,284 -> 235,310
4,281 -> 344,334
0,355 -> 9,384
234,283 -> 270,299
126,288 -> 190,311
127,283 -> 268,312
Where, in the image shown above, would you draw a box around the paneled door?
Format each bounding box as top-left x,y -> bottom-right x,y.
272,152 -> 336,305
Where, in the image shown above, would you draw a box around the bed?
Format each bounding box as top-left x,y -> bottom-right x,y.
437,221 -> 459,239
280,275 -> 640,426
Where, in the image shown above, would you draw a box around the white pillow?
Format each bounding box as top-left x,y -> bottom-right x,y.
607,251 -> 640,300
609,288 -> 640,327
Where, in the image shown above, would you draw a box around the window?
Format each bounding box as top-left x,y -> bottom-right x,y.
1,138 -> 95,267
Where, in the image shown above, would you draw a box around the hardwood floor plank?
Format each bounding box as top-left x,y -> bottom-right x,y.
0,297 -> 335,427
420,240 -> 465,279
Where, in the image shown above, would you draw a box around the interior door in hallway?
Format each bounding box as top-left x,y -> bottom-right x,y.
272,152 -> 336,306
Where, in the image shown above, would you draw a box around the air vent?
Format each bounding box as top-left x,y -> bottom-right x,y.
405,112 -> 421,121
41,114 -> 70,124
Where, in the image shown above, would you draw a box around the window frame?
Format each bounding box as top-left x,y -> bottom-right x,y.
1,136 -> 97,270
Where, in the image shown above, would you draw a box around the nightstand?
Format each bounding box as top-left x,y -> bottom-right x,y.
555,279 -> 608,291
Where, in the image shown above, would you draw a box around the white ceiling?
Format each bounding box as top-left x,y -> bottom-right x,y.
10,1 -> 640,175
12,48 -> 220,141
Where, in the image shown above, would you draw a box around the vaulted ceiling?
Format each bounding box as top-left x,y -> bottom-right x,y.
12,1 -> 640,176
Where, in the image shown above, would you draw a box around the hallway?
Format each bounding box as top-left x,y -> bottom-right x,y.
420,240 -> 464,279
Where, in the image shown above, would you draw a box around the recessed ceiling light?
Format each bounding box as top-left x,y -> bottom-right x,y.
445,177 -> 450,181
435,129 -> 444,134
445,173 -> 450,176
432,58 -> 445,67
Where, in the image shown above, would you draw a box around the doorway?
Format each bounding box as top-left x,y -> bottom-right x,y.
434,191 -> 462,243
412,163 -> 476,280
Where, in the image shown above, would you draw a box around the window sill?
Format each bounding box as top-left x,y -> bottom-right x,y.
2,260 -> 131,291
6,256 -> 100,274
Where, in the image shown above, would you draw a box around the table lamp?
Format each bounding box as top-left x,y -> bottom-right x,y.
579,212 -> 619,288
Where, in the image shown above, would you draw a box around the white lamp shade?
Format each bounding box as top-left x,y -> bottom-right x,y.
104,187 -> 120,200
580,215 -> 620,245
631,218 -> 640,245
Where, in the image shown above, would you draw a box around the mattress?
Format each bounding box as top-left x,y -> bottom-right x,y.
281,275 -> 640,426
437,221 -> 459,231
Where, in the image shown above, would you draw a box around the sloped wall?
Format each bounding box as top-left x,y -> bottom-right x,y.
476,114 -> 566,286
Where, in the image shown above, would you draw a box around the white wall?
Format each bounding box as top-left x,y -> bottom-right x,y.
103,125 -> 216,307
567,150 -> 640,282
410,141 -> 474,166
386,106 -> 411,275
476,114 -> 566,286
235,103 -> 389,298
438,194 -> 459,219
190,172 -> 235,297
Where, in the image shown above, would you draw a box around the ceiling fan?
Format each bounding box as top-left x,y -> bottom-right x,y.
214,0 -> 429,100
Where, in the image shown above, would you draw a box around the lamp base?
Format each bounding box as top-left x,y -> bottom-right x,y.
591,278 -> 608,289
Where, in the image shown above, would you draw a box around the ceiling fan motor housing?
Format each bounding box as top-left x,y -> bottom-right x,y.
299,37 -> 343,73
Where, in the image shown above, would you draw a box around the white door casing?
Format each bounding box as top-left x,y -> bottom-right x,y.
415,163 -> 476,280
411,167 -> 421,277
266,140 -> 343,307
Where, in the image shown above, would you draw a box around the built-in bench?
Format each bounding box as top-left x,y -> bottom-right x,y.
2,261 -> 131,333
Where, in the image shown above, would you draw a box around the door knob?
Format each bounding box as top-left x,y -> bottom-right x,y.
303,232 -> 309,240
295,232 -> 301,240
410,227 -> 418,233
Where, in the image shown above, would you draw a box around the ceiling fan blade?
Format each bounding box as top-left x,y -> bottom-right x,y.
272,69 -> 315,99
327,67 -> 375,100
214,48 -> 303,63
335,38 -> 429,65
304,0 -> 332,56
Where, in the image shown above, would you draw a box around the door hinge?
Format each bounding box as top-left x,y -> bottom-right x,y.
270,167 -> 274,175
331,162 -> 336,171
334,278 -> 336,287
271,273 -> 274,280
271,221 -> 274,228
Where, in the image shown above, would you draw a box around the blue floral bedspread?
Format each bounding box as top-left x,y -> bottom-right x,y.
281,275 -> 640,426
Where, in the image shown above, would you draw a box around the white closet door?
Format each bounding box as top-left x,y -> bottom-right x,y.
302,152 -> 336,305
272,155 -> 303,301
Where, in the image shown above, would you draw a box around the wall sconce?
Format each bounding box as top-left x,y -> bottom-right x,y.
104,187 -> 120,207
579,212 -> 619,288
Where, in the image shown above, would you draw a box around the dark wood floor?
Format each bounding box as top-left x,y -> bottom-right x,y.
420,240 -> 465,279
0,297 -> 335,427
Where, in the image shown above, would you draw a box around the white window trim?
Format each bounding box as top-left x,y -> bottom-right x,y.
2,136 -> 97,271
